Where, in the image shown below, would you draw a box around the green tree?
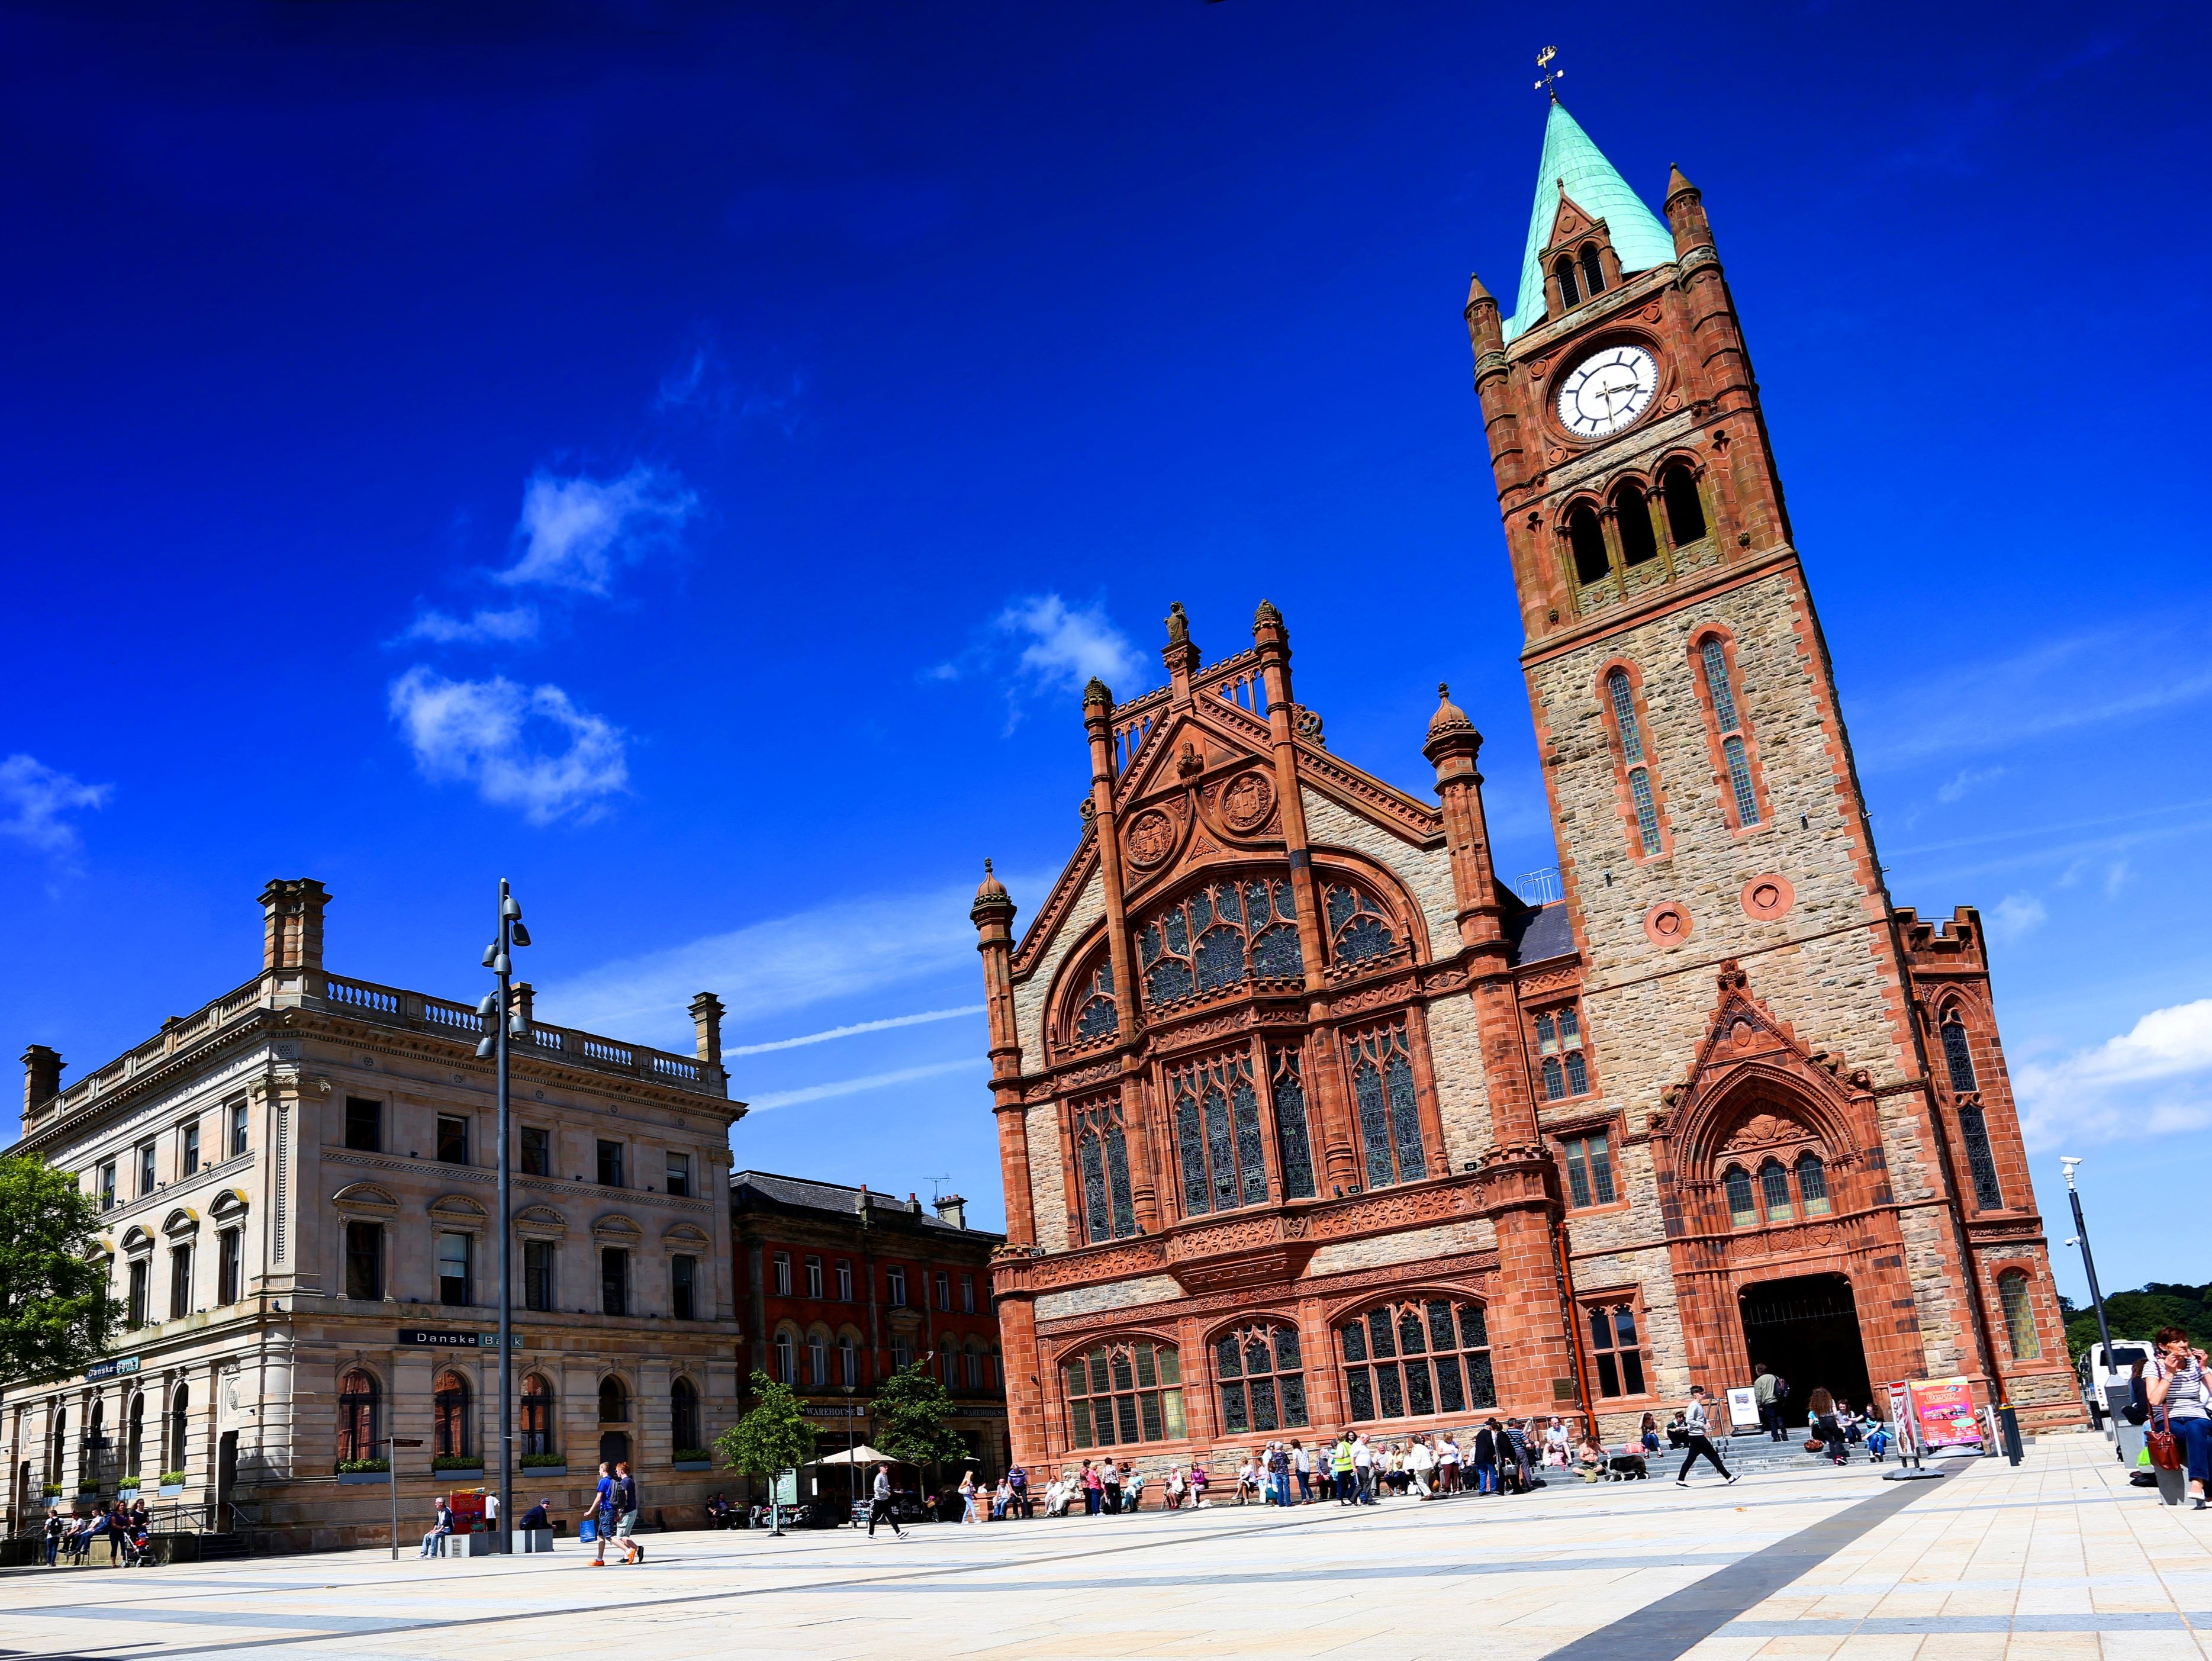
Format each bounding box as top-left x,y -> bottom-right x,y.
714,1370 -> 817,1495
868,1361 -> 970,1491
0,1155 -> 120,1386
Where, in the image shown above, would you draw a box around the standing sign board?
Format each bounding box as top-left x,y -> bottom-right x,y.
1725,1387 -> 1759,1434
774,1469 -> 798,1505
1904,1376 -> 1985,1453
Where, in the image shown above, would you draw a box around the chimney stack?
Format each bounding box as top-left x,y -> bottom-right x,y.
258,879 -> 331,974
21,1044 -> 63,1122
933,1193 -> 968,1231
688,992 -> 725,1073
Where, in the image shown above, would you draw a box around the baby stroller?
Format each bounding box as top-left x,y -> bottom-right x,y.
121,1526 -> 158,1568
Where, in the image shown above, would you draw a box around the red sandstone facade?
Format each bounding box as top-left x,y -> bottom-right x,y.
973,107 -> 2081,1476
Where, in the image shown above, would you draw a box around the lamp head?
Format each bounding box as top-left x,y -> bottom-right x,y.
510,922 -> 532,948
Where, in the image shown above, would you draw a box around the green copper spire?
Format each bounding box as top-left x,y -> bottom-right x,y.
1502,101 -> 1679,343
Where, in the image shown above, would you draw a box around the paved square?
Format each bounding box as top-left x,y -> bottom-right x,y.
8,1434 -> 2207,1661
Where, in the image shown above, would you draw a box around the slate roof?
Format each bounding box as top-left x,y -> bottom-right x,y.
1504,900 -> 1577,967
729,1169 -> 1003,1240
1504,101 -> 1679,343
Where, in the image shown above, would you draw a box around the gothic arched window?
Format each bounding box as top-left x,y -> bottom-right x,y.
1723,1166 -> 1756,1228
1579,243 -> 1606,298
1338,1299 -> 1493,1422
1062,1339 -> 1184,1448
1569,503 -> 1609,585
1698,636 -> 1762,828
1941,1013 -> 2004,1208
1555,255 -> 1582,309
1071,957 -> 1116,1044
1348,1022 -> 1426,1189
1662,464 -> 1707,544
1216,1324 -> 1309,1434
1758,1160 -> 1793,1224
1270,1046 -> 1318,1200
1606,668 -> 1663,855
1615,484 -> 1659,566
1940,1016 -> 1978,1093
1535,1006 -> 1589,1096
1073,1097 -> 1136,1243
1170,1050 -> 1267,1216
1998,1269 -> 2042,1360
1796,1151 -> 1831,1216
1323,881 -> 1399,967
1138,878 -> 1302,1007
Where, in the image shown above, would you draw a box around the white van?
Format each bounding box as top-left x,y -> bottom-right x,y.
2079,1340 -> 2153,1424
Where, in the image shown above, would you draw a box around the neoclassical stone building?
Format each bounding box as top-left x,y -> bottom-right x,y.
4,880 -> 742,1550
973,99 -> 2079,1472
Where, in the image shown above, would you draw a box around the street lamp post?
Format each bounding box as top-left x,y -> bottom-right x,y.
474,881 -> 532,1556
2060,1157 -> 2116,1423
841,1383 -> 857,1525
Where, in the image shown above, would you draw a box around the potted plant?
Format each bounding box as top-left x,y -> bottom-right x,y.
41,1482 -> 63,1498
117,1479 -> 141,1500
520,1452 -> 567,1476
335,1459 -> 389,1485
432,1453 -> 484,1473
158,1470 -> 188,1497
672,1447 -> 713,1472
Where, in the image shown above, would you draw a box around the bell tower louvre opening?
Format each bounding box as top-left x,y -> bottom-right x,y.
1738,1273 -> 1872,1419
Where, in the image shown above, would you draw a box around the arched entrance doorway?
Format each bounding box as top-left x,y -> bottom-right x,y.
1739,1273 -> 1872,1422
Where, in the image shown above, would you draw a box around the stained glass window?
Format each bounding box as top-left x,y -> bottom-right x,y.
1271,1048 -> 1318,1199
1064,1340 -> 1183,1449
1940,1018 -> 1978,1093
1628,768 -> 1662,855
1998,1270 -> 2042,1360
1796,1151 -> 1831,1216
1607,669 -> 1644,764
1323,883 -> 1399,967
1073,1100 -> 1137,1242
1759,1160 -> 1793,1222
1347,1023 -> 1425,1188
1724,1166 -> 1756,1227
1216,1325 -> 1308,1435
1959,1102 -> 2003,1209
1170,1050 -> 1268,1216
1338,1299 -> 1492,1423
1071,958 -> 1117,1044
1139,878 -> 1301,1006
1561,1134 -> 1615,1208
1535,1004 -> 1590,1096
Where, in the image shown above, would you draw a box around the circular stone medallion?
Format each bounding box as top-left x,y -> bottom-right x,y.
1125,809 -> 1175,868
1740,874 -> 1796,922
1643,901 -> 1695,947
1221,771 -> 1275,832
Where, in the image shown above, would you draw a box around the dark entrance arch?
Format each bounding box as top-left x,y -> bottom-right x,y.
1738,1273 -> 1872,1423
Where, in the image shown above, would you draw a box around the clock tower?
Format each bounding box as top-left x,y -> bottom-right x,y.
1463,98 -> 2082,1424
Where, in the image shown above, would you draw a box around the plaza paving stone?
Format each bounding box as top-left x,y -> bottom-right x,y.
5,1433 -> 2207,1660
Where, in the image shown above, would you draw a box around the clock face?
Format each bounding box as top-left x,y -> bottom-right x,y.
1557,345 -> 1659,439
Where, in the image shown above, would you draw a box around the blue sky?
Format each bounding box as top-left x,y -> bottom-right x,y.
2,2 -> 2204,1299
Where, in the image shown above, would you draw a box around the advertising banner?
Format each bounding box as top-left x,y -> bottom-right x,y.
1905,1376 -> 1984,1452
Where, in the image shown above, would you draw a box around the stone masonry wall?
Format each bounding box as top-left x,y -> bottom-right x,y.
1422,990 -> 1498,1170
1530,561 -> 1963,1376
1011,868 -> 1105,1256
1300,789 -> 1459,966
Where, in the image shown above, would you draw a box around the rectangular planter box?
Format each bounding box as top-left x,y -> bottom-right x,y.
117,1487 -> 141,1500
672,1462 -> 711,1472
337,1470 -> 391,1485
433,1467 -> 485,1480
159,1484 -> 184,1497
519,1466 -> 568,1477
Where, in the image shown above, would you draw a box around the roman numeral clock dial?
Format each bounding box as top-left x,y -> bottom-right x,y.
1557,345 -> 1658,439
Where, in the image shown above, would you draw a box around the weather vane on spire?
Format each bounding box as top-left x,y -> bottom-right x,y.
1534,45 -> 1564,102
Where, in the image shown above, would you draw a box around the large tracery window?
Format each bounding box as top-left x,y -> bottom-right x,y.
1139,878 -> 1303,1006
1270,1047 -> 1318,1200
1171,1050 -> 1268,1216
1216,1324 -> 1309,1434
1338,1299 -> 1493,1422
1073,1097 -> 1137,1243
1064,1340 -> 1184,1448
1348,1022 -> 1427,1189
1070,958 -> 1117,1044
1323,882 -> 1400,967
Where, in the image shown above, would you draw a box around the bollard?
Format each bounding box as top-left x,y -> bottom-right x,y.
1997,1404 -> 2023,1467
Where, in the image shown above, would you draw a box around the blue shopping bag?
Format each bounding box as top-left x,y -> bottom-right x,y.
578,1517 -> 597,1542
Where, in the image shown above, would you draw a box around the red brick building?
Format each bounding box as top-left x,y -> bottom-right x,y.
971,99 -> 2081,1477
729,1172 -> 1008,1485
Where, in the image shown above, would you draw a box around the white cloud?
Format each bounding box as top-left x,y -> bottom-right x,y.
542,873 -> 1044,1049
1936,766 -> 2004,804
497,462 -> 698,595
2017,999 -> 2212,1148
997,595 -> 1144,696
726,1005 -> 985,1058
400,605 -> 540,645
1986,893 -> 2047,942
745,1057 -> 987,1112
0,754 -> 111,855
388,667 -> 627,825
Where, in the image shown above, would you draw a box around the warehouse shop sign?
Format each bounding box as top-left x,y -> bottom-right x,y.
397,1328 -> 525,1349
86,1356 -> 142,1382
